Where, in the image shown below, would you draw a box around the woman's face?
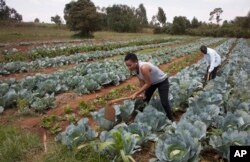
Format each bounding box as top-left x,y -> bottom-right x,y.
125,60 -> 138,71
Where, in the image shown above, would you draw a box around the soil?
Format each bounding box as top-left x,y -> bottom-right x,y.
133,141 -> 156,162
200,148 -> 227,162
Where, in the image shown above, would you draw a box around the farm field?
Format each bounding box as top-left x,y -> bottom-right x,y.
0,32 -> 250,162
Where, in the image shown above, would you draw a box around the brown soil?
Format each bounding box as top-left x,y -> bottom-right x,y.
200,148 -> 227,162
133,141 -> 156,162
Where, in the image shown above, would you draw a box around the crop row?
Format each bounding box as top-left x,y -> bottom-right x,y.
0,38 -> 224,113
54,38 -> 244,162
0,37 -> 180,62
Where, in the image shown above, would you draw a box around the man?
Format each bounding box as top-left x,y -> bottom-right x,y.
124,53 -> 174,121
200,45 -> 221,81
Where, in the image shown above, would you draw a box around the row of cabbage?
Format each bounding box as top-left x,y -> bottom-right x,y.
0,40 -> 179,75
0,38 -> 223,113
149,39 -> 250,161
54,39 -> 239,161
0,37 -> 222,75
151,39 -> 249,162
0,37 -> 180,63
1,37 -> 180,54
0,39 -> 88,48
169,38 -> 236,111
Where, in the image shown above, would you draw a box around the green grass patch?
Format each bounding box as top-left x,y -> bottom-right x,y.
0,125 -> 42,162
93,31 -> 170,41
0,23 -> 75,43
136,46 -> 165,55
35,141 -> 109,162
165,52 -> 201,75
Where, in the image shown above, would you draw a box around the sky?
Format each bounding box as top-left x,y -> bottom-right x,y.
7,0 -> 250,23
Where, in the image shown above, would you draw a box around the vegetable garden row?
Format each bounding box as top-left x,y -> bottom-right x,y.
0,38 -> 223,113
0,37 -> 180,63
53,39 -> 250,162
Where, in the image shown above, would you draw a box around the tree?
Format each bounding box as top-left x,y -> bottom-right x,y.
34,18 -> 40,23
157,7 -> 166,26
150,15 -> 159,26
172,16 -> 190,34
191,17 -> 199,28
242,11 -> 250,29
64,0 -> 99,37
209,8 -> 223,24
136,4 -> 148,26
0,0 -> 22,22
51,15 -> 62,25
106,4 -> 140,32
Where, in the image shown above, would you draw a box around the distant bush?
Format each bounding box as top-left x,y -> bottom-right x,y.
186,26 -> 250,38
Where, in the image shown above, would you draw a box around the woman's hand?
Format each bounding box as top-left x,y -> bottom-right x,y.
130,92 -> 139,100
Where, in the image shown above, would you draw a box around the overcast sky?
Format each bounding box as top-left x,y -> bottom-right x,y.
7,0 -> 250,23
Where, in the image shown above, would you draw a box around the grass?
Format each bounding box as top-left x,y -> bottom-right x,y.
136,46 -> 165,55
93,31 -> 168,41
0,23 -> 76,43
0,23 -> 173,43
34,141 -> 109,162
0,125 -> 42,162
0,125 -> 107,162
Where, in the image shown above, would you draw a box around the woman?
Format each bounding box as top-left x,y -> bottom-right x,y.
124,53 -> 173,121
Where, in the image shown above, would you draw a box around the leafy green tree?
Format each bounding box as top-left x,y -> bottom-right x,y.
136,4 -> 148,26
157,7 -> 166,26
106,4 -> 140,32
191,17 -> 199,28
172,16 -> 190,34
0,0 -> 22,22
34,18 -> 40,23
64,0 -> 99,37
51,15 -> 62,25
209,8 -> 223,24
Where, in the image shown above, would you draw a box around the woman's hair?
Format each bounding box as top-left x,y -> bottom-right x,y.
200,45 -> 207,54
124,53 -> 138,62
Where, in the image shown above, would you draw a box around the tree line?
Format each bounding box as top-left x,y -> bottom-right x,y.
63,0 -> 250,38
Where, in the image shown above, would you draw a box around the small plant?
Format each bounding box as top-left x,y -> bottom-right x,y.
125,84 -> 136,92
66,113 -> 76,124
79,101 -> 93,117
41,115 -> 58,129
17,98 -> 30,114
50,123 -> 62,135
64,105 -> 73,114
79,101 -> 89,110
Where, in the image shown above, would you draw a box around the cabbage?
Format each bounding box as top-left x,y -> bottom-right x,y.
155,132 -> 200,162
55,118 -> 98,149
91,108 -> 116,130
209,129 -> 250,159
135,105 -> 168,132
